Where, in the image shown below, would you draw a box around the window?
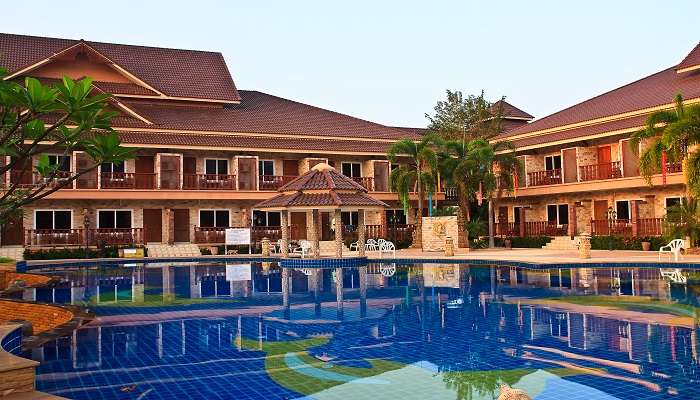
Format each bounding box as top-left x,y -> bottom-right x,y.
546,204 -> 569,225
35,210 -> 72,230
199,210 -> 230,227
253,211 -> 281,226
258,160 -> 274,177
544,155 -> 562,171
205,159 -> 228,175
665,197 -> 682,209
341,211 -> 359,226
98,210 -> 132,229
513,206 -> 522,224
100,162 -> 125,174
386,209 -> 406,224
615,200 -> 630,220
47,155 -> 71,172
341,162 -> 361,178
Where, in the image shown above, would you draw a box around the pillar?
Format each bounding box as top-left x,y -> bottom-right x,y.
568,203 -> 577,237
457,207 -> 468,247
359,265 -> 367,317
310,209 -> 320,258
358,209 -> 366,257
519,207 -> 526,237
631,200 -> 639,237
334,209 -> 343,258
335,267 -> 344,319
167,208 -> 175,245
379,210 -> 388,238
281,210 -> 289,258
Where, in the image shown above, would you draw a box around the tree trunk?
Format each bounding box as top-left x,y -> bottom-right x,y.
414,168 -> 423,249
488,199 -> 495,248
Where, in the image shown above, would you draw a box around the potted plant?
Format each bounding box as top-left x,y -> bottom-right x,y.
641,239 -> 651,251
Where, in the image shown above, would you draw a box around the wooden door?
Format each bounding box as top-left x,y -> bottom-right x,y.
173,209 -> 190,242
1,216 -> 23,246
597,146 -> 612,179
10,157 -> 32,186
594,200 -> 608,220
237,158 -> 256,190
143,209 -> 163,243
497,206 -> 508,222
620,139 -> 639,177
290,212 -> 306,240
159,155 -> 181,189
183,157 -> 196,174
321,212 -> 332,241
373,161 -> 389,192
75,152 -> 97,189
283,160 -> 299,177
135,156 -> 155,189
562,148 -> 577,183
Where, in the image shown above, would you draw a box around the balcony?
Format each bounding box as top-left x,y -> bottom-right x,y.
193,226 -> 300,244
495,221 -> 568,237
590,218 -> 666,237
259,175 -> 296,191
579,161 -> 622,181
25,228 -> 144,247
527,169 -> 561,186
351,177 -> 374,191
101,172 -> 157,189
183,174 -> 236,190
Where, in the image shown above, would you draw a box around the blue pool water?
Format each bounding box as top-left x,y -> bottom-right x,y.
13,262 -> 700,399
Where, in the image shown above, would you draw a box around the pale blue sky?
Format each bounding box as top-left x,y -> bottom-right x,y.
5,1 -> 699,127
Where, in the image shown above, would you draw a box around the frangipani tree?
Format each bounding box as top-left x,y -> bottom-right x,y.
387,134 -> 443,249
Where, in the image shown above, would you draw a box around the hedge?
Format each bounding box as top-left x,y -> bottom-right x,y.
590,236 -> 666,251
24,245 -> 147,260
495,236 -> 553,248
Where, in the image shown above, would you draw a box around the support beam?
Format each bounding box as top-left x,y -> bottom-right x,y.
281,210 -> 289,258
311,209 -> 320,258
358,209 -> 366,257
334,208 -> 343,258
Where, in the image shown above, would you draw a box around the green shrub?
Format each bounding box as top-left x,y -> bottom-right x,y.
24,245 -> 146,260
200,247 -> 212,255
494,236 -> 553,248
470,238 -> 489,249
590,236 -> 666,251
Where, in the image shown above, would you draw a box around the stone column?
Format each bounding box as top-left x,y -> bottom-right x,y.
359,265 -> 367,317
334,209 -> 343,258
631,200 -> 639,237
358,209 -> 366,257
578,234 -> 591,259
457,207 -> 468,247
568,204 -> 577,237
335,267 -> 344,319
167,208 -> 175,245
379,210 -> 388,238
281,210 -> 289,258
310,209 -> 320,258
519,207 -> 526,237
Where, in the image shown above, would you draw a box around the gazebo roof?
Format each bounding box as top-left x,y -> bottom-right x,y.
254,163 -> 389,210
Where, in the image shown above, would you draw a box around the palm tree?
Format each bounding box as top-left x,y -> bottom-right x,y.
665,198 -> 700,247
630,94 -> 700,197
388,134 -> 443,249
439,138 -> 520,245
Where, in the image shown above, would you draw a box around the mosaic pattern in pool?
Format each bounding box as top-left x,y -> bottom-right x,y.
18,262 -> 700,399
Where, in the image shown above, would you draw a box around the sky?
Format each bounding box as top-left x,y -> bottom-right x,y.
4,0 -> 699,127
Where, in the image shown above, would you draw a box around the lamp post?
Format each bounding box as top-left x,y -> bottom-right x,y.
606,206 -> 617,251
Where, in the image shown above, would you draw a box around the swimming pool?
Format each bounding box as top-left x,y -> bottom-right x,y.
13,262 -> 700,399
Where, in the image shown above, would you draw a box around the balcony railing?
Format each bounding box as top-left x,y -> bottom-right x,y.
101,172 -> 157,189
259,175 -> 296,191
527,169 -> 561,186
90,228 -> 143,245
183,174 -> 236,190
495,221 -> 567,237
666,162 -> 682,173
579,161 -> 622,181
26,229 -> 85,246
590,218 -> 666,237
351,177 -> 374,191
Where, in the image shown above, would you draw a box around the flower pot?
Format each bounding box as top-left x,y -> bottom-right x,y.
504,239 -> 512,249
641,241 -> 651,252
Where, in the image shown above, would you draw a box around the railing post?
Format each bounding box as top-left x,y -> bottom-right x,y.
631,200 -> 639,237
519,208 -> 526,237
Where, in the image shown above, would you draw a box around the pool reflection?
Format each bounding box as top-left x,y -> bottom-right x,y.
18,263 -> 700,399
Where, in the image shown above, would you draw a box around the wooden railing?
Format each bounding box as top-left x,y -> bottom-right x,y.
666,162 -> 682,173
183,174 -> 236,190
495,222 -> 518,237
352,177 -> 374,191
527,169 -> 561,186
590,218 -> 666,237
579,161 -> 622,181
494,221 -> 567,237
90,228 -> 143,245
194,226 -> 226,244
259,175 -> 296,191
101,172 -> 157,189
26,229 -> 85,246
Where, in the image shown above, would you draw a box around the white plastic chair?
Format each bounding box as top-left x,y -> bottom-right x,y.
659,239 -> 685,262
292,240 -> 312,258
378,240 -> 396,258
365,239 -> 378,251
349,240 -> 360,252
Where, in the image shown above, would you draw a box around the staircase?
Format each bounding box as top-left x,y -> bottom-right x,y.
319,240 -> 351,255
0,246 -> 24,261
542,236 -> 579,251
146,243 -> 202,258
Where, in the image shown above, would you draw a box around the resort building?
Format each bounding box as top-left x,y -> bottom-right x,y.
0,33 -> 426,254
493,43 -> 700,241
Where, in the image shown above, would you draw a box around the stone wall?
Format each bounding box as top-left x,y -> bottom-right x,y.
0,300 -> 73,335
421,216 -> 458,251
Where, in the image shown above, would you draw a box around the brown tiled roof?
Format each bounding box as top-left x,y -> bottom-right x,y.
119,91 -> 420,139
391,126 -> 431,136
0,33 -> 239,102
254,192 -> 387,209
499,63 -> 700,141
117,131 -> 395,153
676,42 -> 700,72
492,100 -> 533,120
279,165 -> 367,192
93,81 -> 157,96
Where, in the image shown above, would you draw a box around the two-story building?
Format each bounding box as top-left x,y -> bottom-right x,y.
493,43 -> 700,241
0,33 -> 426,253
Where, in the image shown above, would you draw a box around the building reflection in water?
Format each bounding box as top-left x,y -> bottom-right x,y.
20,262 -> 700,399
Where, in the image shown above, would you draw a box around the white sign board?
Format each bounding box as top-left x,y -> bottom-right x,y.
226,264 -> 252,281
225,228 -> 251,245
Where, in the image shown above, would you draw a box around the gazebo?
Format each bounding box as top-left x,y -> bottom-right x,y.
253,163 -> 388,258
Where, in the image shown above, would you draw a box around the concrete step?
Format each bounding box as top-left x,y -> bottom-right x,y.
146,243 -> 202,258
542,236 -> 578,251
